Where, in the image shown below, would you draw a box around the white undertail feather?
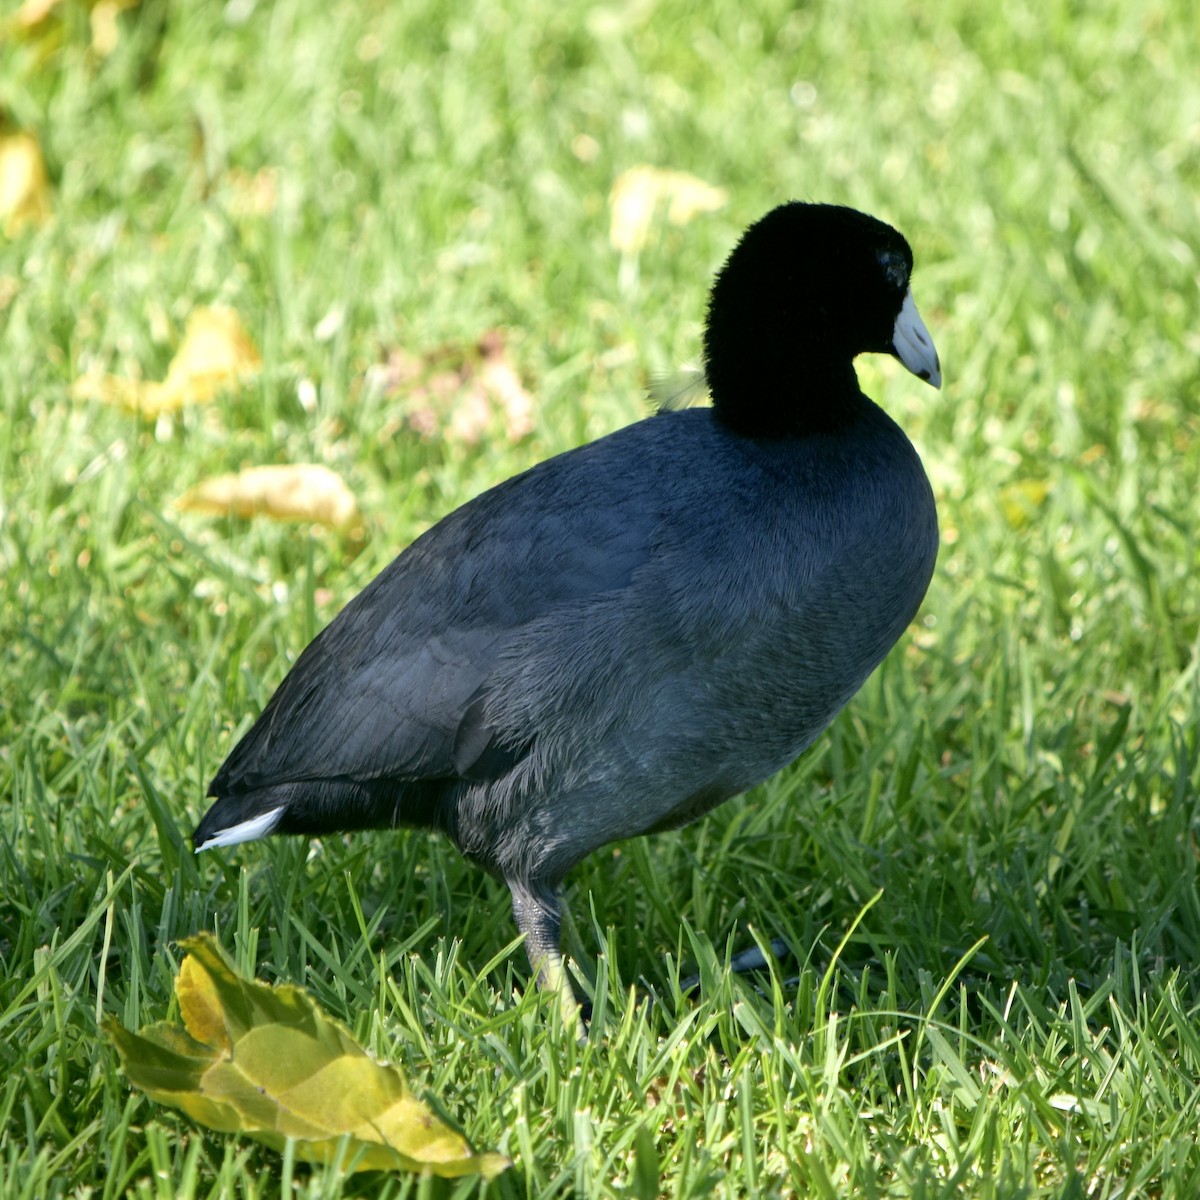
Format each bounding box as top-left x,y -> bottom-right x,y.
194,805 -> 286,852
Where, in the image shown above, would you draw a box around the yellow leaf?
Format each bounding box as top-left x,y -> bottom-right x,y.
89,0 -> 130,57
608,166 -> 727,255
176,954 -> 232,1053
8,0 -> 62,33
176,464 -> 359,528
5,0 -> 138,57
999,478 -> 1050,529
0,130 -> 52,236
104,934 -> 509,1179
72,305 -> 261,417
158,305 -> 262,405
222,166 -> 279,218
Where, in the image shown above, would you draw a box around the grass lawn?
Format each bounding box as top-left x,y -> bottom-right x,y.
3,0 -> 1199,1194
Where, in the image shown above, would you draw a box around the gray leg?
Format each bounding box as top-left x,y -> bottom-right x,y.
510,881 -> 582,1033
510,883 -> 562,984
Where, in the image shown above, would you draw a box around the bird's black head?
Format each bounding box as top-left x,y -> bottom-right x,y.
702,202 -> 941,438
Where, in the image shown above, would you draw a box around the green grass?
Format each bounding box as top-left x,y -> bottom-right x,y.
2,0 -> 1199,1194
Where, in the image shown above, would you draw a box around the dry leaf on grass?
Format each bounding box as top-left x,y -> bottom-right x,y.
998,479 -> 1050,529
177,464 -> 359,528
73,305 -> 261,417
104,934 -> 509,1178
5,0 -> 65,41
367,329 -> 535,444
222,166 -> 279,218
608,166 -> 727,256
88,0 -> 136,57
8,0 -> 60,27
6,0 -> 139,57
0,129 -> 52,236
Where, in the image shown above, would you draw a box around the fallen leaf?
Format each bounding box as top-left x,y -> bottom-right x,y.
367,330 -> 535,445
474,329 -> 534,437
222,166 -> 279,218
104,934 -> 509,1178
0,130 -> 52,236
608,166 -> 727,255
998,478 -> 1050,529
7,0 -> 62,34
73,305 -> 261,417
158,306 -> 261,402
176,464 -> 359,528
89,0 -> 136,57
5,0 -> 139,56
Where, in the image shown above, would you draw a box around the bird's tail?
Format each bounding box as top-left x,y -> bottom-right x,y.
193,776 -> 451,853
193,793 -> 287,852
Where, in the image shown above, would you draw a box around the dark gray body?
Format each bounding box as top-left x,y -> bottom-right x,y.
200,399 -> 937,893
196,200 -> 945,994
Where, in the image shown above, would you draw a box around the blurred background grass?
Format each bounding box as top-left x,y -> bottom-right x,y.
1,0 -> 1198,1195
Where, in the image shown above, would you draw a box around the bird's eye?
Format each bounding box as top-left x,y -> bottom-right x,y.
879,251 -> 908,293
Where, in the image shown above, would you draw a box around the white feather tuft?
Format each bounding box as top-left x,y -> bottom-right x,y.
194,805 -> 286,852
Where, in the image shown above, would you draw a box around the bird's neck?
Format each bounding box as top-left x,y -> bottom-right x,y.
711,360 -> 866,438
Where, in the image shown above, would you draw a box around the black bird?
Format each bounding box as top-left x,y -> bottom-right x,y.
195,202 -> 941,1011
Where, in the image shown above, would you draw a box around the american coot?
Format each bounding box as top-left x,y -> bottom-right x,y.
195,202 -> 941,1009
